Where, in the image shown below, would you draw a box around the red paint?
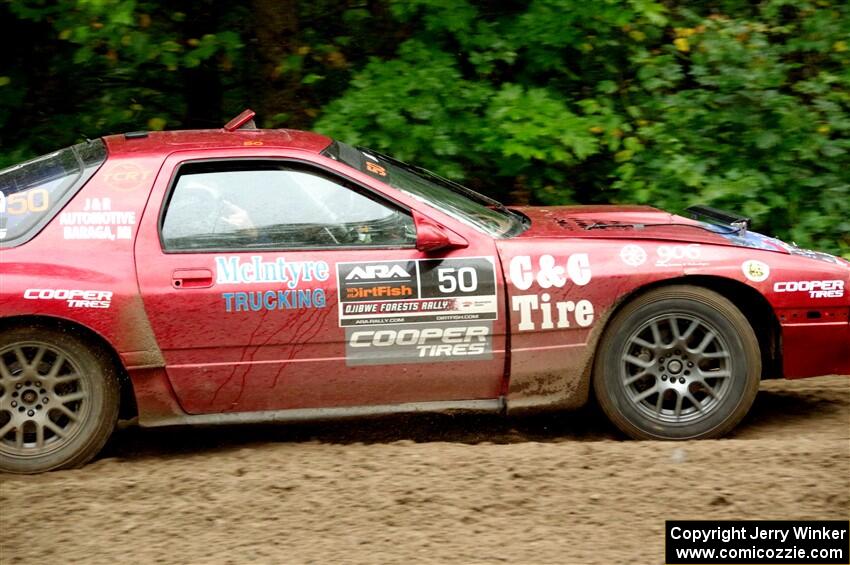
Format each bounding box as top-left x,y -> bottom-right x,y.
1,127 -> 847,425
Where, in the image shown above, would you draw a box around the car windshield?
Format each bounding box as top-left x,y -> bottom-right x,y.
322,141 -> 527,238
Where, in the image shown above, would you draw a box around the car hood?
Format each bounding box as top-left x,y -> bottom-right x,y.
510,205 -> 847,264
511,205 -> 737,243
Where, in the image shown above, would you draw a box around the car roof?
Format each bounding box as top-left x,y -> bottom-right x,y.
103,128 -> 332,157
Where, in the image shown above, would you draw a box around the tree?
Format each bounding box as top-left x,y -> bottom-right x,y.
2,0 -> 848,256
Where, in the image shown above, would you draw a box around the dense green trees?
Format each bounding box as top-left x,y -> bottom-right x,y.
2,0 -> 848,256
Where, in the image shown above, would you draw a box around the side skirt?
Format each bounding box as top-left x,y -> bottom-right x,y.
139,398 -> 506,428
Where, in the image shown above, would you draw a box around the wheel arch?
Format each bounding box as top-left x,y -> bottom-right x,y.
0,315 -> 138,420
598,275 -> 782,380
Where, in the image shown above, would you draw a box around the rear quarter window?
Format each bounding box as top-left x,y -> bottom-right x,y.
0,140 -> 106,247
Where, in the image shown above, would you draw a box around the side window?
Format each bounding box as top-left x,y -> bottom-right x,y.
0,140 -> 106,246
161,162 -> 417,251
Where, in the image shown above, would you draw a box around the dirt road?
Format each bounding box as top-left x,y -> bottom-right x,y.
1,376 -> 848,564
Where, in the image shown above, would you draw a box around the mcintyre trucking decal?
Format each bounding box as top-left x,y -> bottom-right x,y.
215,256 -> 329,312
345,321 -> 493,366
60,198 -> 135,241
336,257 -> 498,326
509,253 -> 595,332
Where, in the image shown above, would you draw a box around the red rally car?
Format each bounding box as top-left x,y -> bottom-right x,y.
1,110 -> 849,473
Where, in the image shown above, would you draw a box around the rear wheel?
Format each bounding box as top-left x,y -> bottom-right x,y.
0,326 -> 119,473
593,286 -> 761,440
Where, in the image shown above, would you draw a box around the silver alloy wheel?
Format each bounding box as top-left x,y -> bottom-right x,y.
0,342 -> 91,457
620,313 -> 732,424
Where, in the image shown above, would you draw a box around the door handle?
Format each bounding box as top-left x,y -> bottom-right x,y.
172,269 -> 214,289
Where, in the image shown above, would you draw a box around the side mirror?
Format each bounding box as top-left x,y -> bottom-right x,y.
413,211 -> 468,253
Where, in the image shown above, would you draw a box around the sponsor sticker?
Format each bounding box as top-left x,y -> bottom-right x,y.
345,321 -> 493,366
215,256 -> 330,312
619,244 -> 708,268
656,244 -> 707,267
511,293 -> 594,332
742,259 -> 770,282
508,253 -> 596,332
619,244 -> 647,267
215,255 -> 330,286
509,253 -> 592,290
222,289 -> 327,312
337,257 -> 498,326
339,260 -> 417,302
365,161 -> 387,177
60,198 -> 135,241
24,288 -> 112,309
104,163 -> 150,192
773,280 -> 845,299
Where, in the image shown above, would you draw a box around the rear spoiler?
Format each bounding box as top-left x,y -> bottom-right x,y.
686,205 -> 750,232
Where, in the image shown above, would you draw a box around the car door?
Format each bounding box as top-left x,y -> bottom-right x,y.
135,150 -> 506,414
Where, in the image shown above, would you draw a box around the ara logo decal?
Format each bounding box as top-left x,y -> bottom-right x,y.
742,260 -> 770,283
345,264 -> 412,281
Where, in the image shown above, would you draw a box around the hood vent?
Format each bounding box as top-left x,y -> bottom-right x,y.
557,217 -> 631,230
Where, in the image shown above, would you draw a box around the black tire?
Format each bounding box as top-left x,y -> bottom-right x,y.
593,285 -> 761,440
0,325 -> 119,473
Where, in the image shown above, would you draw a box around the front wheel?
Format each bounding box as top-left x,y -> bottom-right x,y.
0,326 -> 119,473
593,286 -> 761,440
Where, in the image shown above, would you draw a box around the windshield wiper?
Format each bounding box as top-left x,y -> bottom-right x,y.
586,222 -> 743,235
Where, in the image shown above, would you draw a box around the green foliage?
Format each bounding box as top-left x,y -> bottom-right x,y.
319,0 -> 850,256
2,0 -> 848,256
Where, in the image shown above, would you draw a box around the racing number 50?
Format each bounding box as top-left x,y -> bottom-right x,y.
4,188 -> 49,215
437,266 -> 478,293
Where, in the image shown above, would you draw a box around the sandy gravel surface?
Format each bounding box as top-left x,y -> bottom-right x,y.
1,376 -> 848,564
